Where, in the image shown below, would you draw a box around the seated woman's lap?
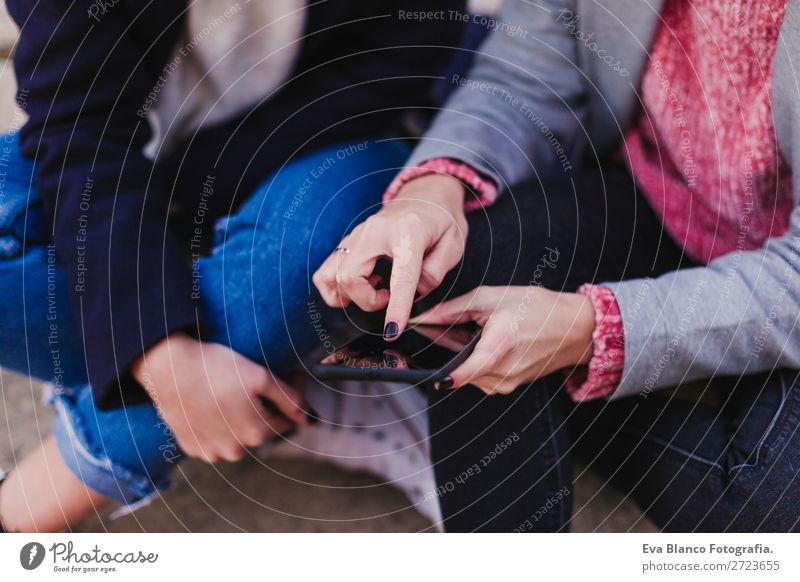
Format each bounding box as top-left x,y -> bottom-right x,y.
432,164 -> 800,532
421,163 -> 690,531
570,369 -> 800,532
0,133 -> 410,503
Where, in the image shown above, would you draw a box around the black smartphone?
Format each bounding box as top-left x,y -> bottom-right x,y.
311,325 -> 481,386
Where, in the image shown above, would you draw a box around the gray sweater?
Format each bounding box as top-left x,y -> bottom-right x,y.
407,0 -> 800,399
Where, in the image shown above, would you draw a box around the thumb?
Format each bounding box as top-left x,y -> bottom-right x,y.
410,288 -> 490,326
256,373 -> 312,427
449,318 -> 512,388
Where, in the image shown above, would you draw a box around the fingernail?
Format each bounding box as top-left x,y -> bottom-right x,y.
384,354 -> 399,368
384,321 -> 399,339
307,407 -> 321,425
439,377 -> 454,390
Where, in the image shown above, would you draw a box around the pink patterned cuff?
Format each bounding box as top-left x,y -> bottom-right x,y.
565,284 -> 625,402
383,158 -> 498,212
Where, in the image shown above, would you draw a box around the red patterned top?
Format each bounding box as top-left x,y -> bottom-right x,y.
626,0 -> 792,264
385,0 -> 793,400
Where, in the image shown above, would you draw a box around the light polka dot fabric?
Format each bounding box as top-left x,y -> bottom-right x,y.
271,376 -> 442,527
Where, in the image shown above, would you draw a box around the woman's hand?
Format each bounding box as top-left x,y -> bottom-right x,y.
411,286 -> 597,395
313,174 -> 468,338
132,333 -> 311,464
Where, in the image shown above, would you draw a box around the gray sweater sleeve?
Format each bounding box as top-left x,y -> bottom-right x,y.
406,0 -> 587,189
606,201 -> 800,401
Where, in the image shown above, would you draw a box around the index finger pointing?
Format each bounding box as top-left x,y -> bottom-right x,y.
384,233 -> 425,340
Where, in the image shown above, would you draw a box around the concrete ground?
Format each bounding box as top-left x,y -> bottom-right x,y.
0,4 -> 656,533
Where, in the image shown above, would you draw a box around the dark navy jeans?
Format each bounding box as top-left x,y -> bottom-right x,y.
572,368 -> 800,532
422,165 -> 800,532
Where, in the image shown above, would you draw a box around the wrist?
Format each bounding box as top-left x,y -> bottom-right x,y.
132,332 -> 195,395
393,174 -> 466,213
566,293 -> 596,366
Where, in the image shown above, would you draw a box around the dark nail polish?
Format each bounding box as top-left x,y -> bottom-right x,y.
384,353 -> 399,368
384,321 -> 399,339
439,377 -> 454,390
307,407 -> 321,425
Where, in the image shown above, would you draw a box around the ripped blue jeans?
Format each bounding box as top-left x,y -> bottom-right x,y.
0,132 -> 409,506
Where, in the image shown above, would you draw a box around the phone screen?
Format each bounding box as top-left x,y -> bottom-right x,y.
315,325 -> 480,382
